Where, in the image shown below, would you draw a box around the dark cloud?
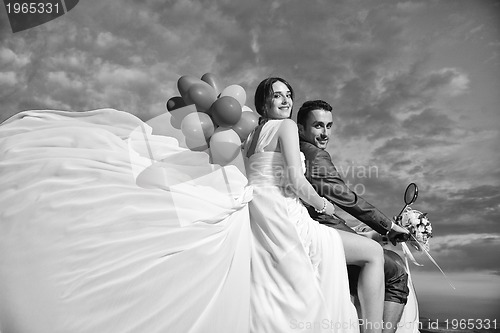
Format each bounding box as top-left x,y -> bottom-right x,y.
411,234 -> 500,273
414,184 -> 500,236
402,108 -> 455,137
372,136 -> 453,160
448,184 -> 500,199
336,61 -> 470,142
390,159 -> 413,172
491,270 -> 500,276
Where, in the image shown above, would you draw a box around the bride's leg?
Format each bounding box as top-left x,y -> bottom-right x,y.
337,230 -> 384,333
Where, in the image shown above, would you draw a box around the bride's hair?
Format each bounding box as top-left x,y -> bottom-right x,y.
254,77 -> 295,118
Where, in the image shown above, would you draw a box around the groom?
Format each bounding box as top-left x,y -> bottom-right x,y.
297,100 -> 410,333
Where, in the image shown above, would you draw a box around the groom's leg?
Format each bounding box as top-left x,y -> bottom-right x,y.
383,301 -> 404,333
382,250 -> 409,333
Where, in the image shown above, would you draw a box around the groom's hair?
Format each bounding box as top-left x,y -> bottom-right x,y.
296,100 -> 333,126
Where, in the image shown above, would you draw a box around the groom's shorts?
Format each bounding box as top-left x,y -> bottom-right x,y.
382,250 -> 409,304
319,217 -> 409,304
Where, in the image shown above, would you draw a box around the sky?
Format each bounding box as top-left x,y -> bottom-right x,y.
1,0 -> 499,322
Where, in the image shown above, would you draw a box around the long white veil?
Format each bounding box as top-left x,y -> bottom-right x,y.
0,109 -> 252,333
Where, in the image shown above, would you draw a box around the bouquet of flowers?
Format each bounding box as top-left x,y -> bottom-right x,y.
399,207 -> 432,252
398,206 -> 454,288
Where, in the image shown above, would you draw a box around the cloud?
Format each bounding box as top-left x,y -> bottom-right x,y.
402,108 -> 455,136
0,71 -> 18,87
335,66 -> 468,143
250,29 -> 259,55
96,66 -> 150,88
1,0 -> 475,126
430,184 -> 500,230
431,233 -> 500,252
0,46 -> 30,67
423,68 -> 470,96
47,71 -> 85,90
95,32 -> 132,49
392,233 -> 500,275
396,1 -> 426,13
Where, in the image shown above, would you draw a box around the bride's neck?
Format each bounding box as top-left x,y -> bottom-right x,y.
259,116 -> 288,125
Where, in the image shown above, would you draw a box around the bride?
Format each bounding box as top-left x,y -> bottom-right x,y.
244,77 -> 384,333
0,79 -> 375,333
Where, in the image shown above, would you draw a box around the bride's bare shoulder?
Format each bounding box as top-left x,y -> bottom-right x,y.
278,119 -> 299,138
278,118 -> 298,131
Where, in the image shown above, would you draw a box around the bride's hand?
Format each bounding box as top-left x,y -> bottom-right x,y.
313,197 -> 335,216
325,200 -> 335,216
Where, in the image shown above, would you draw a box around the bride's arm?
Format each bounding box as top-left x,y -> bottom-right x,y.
278,119 -> 335,215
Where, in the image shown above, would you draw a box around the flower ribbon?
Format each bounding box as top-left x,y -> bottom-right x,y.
401,231 -> 456,290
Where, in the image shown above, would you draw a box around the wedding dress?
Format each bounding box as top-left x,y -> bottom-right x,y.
244,120 -> 359,333
0,109 -> 252,333
0,110 -> 359,333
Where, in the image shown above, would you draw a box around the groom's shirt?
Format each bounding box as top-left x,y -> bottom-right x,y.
299,140 -> 392,235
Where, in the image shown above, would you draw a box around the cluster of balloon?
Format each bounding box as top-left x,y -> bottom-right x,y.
166,73 -> 259,168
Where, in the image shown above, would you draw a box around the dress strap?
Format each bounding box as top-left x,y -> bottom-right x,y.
245,120 -> 283,158
245,124 -> 264,158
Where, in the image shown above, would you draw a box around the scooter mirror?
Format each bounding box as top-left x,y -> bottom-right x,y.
404,183 -> 418,205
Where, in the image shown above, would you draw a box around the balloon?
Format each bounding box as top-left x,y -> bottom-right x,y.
166,96 -> 186,111
201,73 -> 222,96
185,82 -> 217,112
232,110 -> 259,142
220,84 -> 246,107
170,115 -> 183,129
242,105 -> 254,113
185,136 -> 209,152
210,96 -> 242,127
177,75 -> 203,101
180,112 -> 215,141
169,104 -> 197,130
209,128 -> 241,165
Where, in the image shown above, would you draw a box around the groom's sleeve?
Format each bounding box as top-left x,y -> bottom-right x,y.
308,149 -> 392,235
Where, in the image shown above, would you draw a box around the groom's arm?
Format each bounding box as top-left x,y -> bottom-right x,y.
306,148 -> 392,235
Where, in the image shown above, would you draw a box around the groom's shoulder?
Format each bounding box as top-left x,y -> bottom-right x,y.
300,141 -> 330,162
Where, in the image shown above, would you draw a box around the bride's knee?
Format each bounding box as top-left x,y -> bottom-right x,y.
344,235 -> 384,266
364,240 -> 384,265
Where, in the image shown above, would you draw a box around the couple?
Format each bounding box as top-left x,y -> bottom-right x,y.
0,77 -> 410,333
244,77 -> 410,333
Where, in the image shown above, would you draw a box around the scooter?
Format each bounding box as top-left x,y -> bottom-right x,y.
354,183 -> 421,333
394,183 -> 420,333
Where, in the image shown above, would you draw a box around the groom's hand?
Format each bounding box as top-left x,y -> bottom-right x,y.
387,223 -> 410,246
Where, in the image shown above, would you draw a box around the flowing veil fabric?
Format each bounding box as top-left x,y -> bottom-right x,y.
0,109 -> 252,333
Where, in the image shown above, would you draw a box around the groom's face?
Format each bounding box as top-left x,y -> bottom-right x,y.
301,109 -> 333,150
